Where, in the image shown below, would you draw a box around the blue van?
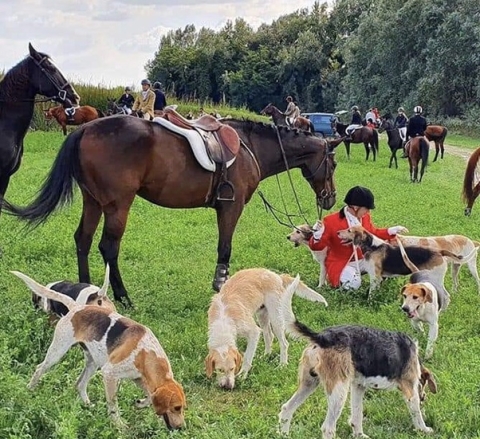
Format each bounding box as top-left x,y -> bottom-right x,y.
302,112 -> 336,138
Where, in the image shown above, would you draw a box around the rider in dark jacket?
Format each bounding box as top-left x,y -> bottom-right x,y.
351,106 -> 362,125
118,87 -> 135,109
403,106 -> 427,158
153,82 -> 167,114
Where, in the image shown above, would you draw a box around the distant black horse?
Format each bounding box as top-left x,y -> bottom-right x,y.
331,118 -> 379,161
0,43 -> 79,245
378,118 -> 404,169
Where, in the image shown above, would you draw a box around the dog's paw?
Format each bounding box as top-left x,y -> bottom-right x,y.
421,427 -> 434,434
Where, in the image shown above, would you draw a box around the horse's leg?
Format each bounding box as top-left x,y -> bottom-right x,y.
419,158 -> 427,182
364,142 -> 370,161
62,122 -> 67,136
433,141 -> 439,162
74,192 -> 103,284
213,201 -> 245,292
0,173 -> 11,254
389,149 -> 394,168
344,142 -> 351,160
394,148 -> 398,169
371,141 -> 376,161
440,140 -> 445,159
98,198 -> 135,307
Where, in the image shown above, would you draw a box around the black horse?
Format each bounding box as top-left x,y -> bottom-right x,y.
378,118 -> 404,169
0,43 -> 79,243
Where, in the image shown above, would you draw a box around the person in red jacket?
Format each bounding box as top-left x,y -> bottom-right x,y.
309,186 -> 408,290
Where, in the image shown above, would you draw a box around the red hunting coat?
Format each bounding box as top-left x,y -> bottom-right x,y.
308,211 -> 393,287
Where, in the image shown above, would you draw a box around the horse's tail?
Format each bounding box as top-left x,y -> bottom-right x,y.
420,137 -> 429,165
1,128 -> 84,228
463,148 -> 480,203
441,126 -> 448,142
309,120 -> 315,134
96,108 -> 105,118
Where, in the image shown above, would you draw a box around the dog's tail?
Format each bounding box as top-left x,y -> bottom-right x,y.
289,320 -> 344,349
11,270 -> 77,311
281,274 -> 301,334
76,264 -> 110,305
440,249 -> 468,263
396,235 -> 420,273
280,274 -> 328,306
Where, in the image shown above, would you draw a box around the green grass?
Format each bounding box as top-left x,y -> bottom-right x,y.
442,133 -> 480,150
1,131 -> 480,439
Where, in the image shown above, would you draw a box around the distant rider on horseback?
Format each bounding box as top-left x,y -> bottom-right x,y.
345,105 -> 363,141
403,106 -> 427,158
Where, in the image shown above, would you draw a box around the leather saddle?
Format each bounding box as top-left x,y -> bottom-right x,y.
162,108 -> 240,164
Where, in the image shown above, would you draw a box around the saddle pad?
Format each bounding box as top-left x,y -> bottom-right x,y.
152,117 -> 235,172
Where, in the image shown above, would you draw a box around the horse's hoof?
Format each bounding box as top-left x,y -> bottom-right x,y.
213,264 -> 229,292
116,295 -> 134,309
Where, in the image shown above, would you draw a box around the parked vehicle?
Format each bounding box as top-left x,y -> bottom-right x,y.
301,112 -> 336,137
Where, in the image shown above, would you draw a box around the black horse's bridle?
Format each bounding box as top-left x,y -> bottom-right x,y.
29,54 -> 72,102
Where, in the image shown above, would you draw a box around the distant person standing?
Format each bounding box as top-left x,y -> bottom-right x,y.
153,82 -> 167,116
132,79 -> 156,120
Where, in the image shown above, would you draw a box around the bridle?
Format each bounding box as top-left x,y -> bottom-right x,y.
258,125 -> 336,229
28,54 -> 72,102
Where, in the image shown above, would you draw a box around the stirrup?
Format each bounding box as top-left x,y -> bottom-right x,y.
216,180 -> 235,202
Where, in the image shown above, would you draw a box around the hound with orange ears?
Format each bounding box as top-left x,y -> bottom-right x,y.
397,236 -> 451,359
11,268 -> 186,430
205,268 -> 328,390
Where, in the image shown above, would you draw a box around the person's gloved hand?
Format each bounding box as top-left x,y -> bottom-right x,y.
388,225 -> 409,236
312,220 -> 325,241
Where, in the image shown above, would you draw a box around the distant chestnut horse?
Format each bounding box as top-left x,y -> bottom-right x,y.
331,119 -> 379,161
425,125 -> 448,162
45,105 -> 104,135
462,147 -> 480,216
2,116 -> 338,306
407,136 -> 429,183
260,103 -> 315,133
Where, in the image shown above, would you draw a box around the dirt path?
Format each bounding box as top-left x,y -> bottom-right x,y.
431,143 -> 472,162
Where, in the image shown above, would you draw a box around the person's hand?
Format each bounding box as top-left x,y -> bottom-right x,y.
388,225 -> 409,235
312,220 -> 325,240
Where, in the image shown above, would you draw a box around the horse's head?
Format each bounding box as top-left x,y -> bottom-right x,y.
260,103 -> 273,116
300,134 -> 338,210
28,43 -> 80,106
330,117 -> 338,135
378,117 -> 393,133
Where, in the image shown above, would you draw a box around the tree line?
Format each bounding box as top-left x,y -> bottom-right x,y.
146,0 -> 480,119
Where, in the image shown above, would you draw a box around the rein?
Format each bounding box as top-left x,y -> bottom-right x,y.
258,125 -> 333,230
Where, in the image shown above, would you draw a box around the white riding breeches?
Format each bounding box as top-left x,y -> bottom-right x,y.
340,259 -> 368,290
122,105 -> 132,115
398,127 -> 407,142
346,124 -> 362,135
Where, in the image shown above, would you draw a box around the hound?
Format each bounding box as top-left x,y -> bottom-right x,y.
337,225 -> 466,296
396,234 -> 480,293
205,268 -> 328,390
30,265 -> 116,323
397,236 -> 450,359
278,321 -> 437,438
11,270 -> 186,430
287,224 -> 328,287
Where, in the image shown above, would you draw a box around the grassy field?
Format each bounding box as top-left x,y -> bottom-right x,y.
1,130 -> 480,439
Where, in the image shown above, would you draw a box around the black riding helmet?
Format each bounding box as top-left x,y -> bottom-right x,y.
344,186 -> 375,209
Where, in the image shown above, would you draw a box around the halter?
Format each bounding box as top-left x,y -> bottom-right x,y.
28,54 -> 72,102
258,125 -> 336,230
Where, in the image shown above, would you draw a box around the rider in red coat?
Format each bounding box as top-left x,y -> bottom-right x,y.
309,186 -> 408,289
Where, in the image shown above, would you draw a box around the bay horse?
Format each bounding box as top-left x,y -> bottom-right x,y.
260,103 -> 315,133
2,117 -> 338,306
331,119 -> 379,161
425,125 -> 448,162
407,137 -> 429,183
44,105 -> 104,135
0,43 -> 79,247
378,118 -> 403,169
462,147 -> 480,216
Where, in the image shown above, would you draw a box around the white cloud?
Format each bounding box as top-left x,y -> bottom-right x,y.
0,0 -> 326,87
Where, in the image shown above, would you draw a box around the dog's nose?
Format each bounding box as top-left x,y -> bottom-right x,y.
401,306 -> 409,313
286,236 -> 290,240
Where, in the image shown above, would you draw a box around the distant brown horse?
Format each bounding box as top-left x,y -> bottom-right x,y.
462,147 -> 480,216
407,137 -> 429,183
425,125 -> 448,162
45,105 -> 104,135
331,119 -> 379,161
2,117 -> 338,306
260,103 -> 315,133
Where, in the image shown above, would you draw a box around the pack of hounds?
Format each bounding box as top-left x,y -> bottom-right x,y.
11,223 -> 480,437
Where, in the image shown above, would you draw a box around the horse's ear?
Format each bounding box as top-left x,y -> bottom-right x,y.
28,43 -> 38,57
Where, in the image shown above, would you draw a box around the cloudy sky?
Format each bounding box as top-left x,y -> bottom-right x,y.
1,0 -> 322,88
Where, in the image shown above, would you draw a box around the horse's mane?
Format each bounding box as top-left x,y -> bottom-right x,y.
463,148 -> 480,203
226,118 -> 314,137
0,51 -> 50,100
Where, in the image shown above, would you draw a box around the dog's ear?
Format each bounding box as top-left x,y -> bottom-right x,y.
234,350 -> 243,375
151,381 -> 186,415
400,285 -> 409,297
421,367 -> 437,394
422,286 -> 433,303
205,354 -> 215,378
